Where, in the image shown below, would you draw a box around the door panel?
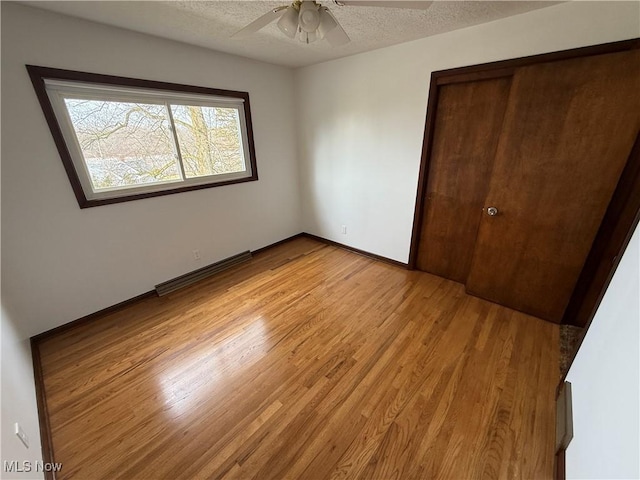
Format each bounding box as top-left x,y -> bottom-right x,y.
564,132 -> 640,327
465,49 -> 640,322
416,77 -> 512,282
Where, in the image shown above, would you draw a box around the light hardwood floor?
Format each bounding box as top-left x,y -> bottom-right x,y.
37,237 -> 560,479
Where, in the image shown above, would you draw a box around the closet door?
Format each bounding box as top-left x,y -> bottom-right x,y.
416,77 -> 512,282
465,49 -> 640,323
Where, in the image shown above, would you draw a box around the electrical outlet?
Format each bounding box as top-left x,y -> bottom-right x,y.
192,249 -> 201,261
341,225 -> 347,235
15,423 -> 29,449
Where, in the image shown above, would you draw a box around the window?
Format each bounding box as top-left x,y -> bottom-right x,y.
27,66 -> 258,208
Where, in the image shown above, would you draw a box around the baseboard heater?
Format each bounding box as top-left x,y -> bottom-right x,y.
155,250 -> 252,296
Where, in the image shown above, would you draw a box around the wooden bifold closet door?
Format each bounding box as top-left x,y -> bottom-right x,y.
414,45 -> 640,324
416,78 -> 512,282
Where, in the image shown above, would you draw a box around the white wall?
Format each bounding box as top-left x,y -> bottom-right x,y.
566,226 -> 639,479
1,3 -> 301,337
295,1 -> 640,263
0,302 -> 44,480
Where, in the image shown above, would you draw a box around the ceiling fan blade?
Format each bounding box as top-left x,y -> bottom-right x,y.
232,6 -> 288,37
323,9 -> 350,47
337,1 -> 433,9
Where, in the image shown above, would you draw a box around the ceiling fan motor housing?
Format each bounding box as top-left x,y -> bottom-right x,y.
279,0 -> 336,44
298,1 -> 321,32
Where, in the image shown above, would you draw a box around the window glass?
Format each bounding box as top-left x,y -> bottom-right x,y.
64,99 -> 181,190
170,105 -> 246,179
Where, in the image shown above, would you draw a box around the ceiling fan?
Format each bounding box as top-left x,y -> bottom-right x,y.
233,1 -> 433,46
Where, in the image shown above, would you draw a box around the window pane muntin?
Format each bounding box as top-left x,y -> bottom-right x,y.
170,104 -> 246,179
63,98 -> 182,192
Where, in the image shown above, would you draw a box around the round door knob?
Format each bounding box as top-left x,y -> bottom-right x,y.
486,206 -> 498,216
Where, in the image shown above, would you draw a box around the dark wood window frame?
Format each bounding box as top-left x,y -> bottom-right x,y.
27,65 -> 259,208
409,38 -> 640,330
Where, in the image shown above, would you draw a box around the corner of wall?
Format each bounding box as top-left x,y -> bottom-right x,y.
1,300 -> 45,479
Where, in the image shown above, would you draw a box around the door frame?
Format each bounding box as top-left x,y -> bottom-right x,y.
408,38 -> 640,328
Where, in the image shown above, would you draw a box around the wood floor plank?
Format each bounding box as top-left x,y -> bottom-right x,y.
36,238 -> 559,479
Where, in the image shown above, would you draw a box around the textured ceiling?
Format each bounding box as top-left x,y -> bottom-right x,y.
23,1 -> 560,67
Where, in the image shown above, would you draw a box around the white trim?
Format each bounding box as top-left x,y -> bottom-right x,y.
87,170 -> 250,200
44,79 -> 245,107
44,79 -> 253,201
